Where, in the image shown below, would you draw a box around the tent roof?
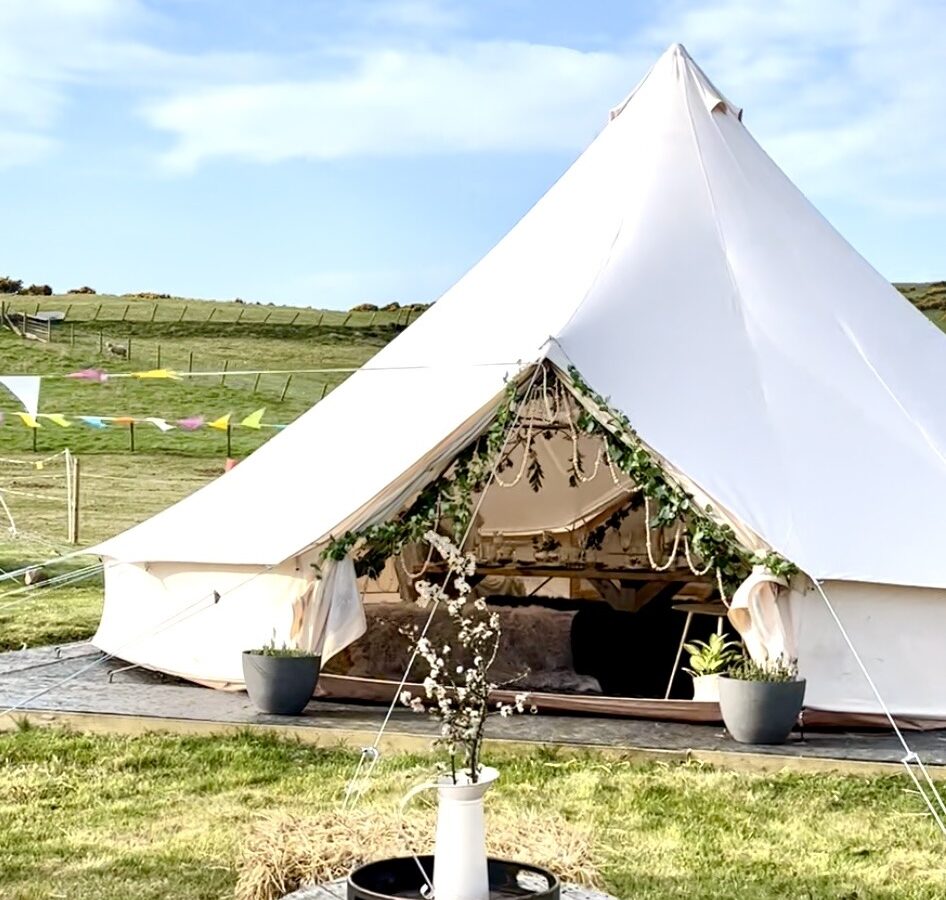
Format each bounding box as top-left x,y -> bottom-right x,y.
94,44 -> 946,590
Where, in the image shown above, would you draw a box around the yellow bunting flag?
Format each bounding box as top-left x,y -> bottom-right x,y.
38,414 -> 71,428
208,414 -> 232,431
132,369 -> 181,380
240,408 -> 266,429
15,412 -> 40,429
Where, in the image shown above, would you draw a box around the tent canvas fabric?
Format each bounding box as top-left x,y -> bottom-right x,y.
92,44 -> 946,719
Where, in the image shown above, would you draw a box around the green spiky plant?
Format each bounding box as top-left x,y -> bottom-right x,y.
727,655 -> 799,683
683,633 -> 743,678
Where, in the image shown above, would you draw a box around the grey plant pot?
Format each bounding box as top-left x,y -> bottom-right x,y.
242,652 -> 321,716
718,676 -> 806,744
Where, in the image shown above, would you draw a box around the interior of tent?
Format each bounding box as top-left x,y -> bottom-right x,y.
318,361 -> 749,718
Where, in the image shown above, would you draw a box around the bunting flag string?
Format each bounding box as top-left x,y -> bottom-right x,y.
0,408 -> 280,432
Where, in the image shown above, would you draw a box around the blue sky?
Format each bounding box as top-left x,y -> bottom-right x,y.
1,0 -> 943,308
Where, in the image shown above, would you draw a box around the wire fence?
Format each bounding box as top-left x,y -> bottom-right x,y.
0,297 -> 428,328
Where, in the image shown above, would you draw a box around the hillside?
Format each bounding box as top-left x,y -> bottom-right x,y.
0,282 -> 942,645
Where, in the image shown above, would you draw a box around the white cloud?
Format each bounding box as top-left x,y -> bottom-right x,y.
0,0 -> 273,162
648,0 -> 946,215
1,0 -> 943,223
144,41 -> 637,171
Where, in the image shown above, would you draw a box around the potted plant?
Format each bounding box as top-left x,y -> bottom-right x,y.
682,632 -> 742,702
398,531 -> 533,900
718,655 -> 805,744
242,638 -> 321,716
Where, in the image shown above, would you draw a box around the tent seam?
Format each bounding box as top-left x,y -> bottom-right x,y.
679,69 -> 798,558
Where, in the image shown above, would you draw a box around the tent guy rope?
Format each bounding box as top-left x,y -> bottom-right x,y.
343,358 -> 548,807
810,578 -> 946,837
0,562 -> 279,721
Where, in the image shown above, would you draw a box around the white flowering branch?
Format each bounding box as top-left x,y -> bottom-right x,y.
400,531 -> 534,783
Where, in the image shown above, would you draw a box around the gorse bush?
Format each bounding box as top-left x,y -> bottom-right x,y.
0,276 -> 23,293
19,283 -> 52,295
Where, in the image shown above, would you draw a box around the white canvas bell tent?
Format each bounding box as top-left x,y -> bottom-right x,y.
92,43 -> 946,720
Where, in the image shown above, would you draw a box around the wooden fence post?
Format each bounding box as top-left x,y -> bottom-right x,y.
99,330 -> 104,354
127,336 -> 133,360
262,310 -> 272,324
341,312 -> 352,327
46,319 -> 51,342
318,383 -> 327,402
288,310 -> 300,325
279,374 -> 293,402
315,312 -> 324,326
221,359 -> 229,385
237,306 -> 246,323
178,305 -> 188,323
120,304 -> 130,321
150,304 -> 159,322
92,303 -> 102,321
208,307 -> 216,322
156,344 -> 162,368
31,426 -> 37,453
226,423 -> 233,458
71,457 -> 81,545
63,303 -> 72,318
188,349 -> 194,372
129,422 -> 135,452
368,311 -> 377,326
252,372 -> 262,393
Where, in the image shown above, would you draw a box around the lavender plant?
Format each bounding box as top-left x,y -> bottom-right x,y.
400,531 -> 533,783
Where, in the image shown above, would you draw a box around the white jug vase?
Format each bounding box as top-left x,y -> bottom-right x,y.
403,766 -> 499,900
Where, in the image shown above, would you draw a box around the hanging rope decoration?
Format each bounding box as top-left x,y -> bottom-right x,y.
326,362 -> 796,593
643,496 -> 683,571
565,365 -> 798,592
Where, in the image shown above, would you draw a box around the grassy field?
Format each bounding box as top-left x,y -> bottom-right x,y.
0,287 -> 945,898
0,729 -> 943,900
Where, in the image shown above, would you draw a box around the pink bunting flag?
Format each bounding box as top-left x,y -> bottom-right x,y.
67,368 -> 109,383
176,415 -> 204,431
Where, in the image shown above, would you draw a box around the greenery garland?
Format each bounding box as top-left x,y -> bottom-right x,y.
323,379 -> 521,577
565,365 -> 796,590
323,362 -> 796,591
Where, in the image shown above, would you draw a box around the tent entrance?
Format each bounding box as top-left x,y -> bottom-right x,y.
323,365 -> 734,709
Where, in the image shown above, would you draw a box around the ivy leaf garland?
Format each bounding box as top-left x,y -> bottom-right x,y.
323,379 -> 522,577
323,363 -> 797,592
565,365 -> 796,591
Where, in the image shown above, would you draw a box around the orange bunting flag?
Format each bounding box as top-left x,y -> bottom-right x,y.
240,408 -> 265,429
15,412 -> 40,429
208,414 -> 231,431
112,416 -> 136,426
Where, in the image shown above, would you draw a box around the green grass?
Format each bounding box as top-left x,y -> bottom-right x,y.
0,729 -> 942,899
0,453 -> 233,650
0,318 -> 391,458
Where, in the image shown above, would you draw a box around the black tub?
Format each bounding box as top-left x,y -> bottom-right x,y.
348,856 -> 560,900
